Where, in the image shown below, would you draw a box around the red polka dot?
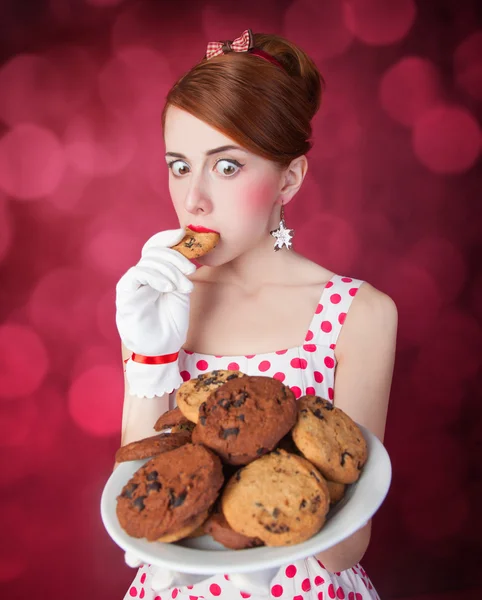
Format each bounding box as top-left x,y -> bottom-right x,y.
349,287 -> 358,297
338,312 -> 346,324
341,277 -> 353,283
337,587 -> 345,599
184,350 -> 193,355
302,578 -> 312,591
209,584 -> 221,596
139,590 -> 145,599
196,360 -> 208,371
224,574 -> 230,580
328,584 -> 336,598
326,281 -> 334,288
306,386 -> 316,395
258,360 -> 271,372
271,585 -> 284,597
276,349 -> 288,355
315,575 -> 325,585
273,372 -> 286,382
154,597 -> 162,600
294,596 -> 303,600
330,343 -> 336,350
318,594 -> 324,600
240,593 -> 251,598
291,386 -> 302,399
330,293 -> 341,304
291,357 -> 308,369
215,355 -> 223,359
190,596 -> 198,600
303,344 -> 317,352
321,320 -> 332,332
227,362 -> 240,370
324,356 -> 335,369
317,559 -> 325,568
315,303 -> 323,314
180,371 -> 191,381
129,588 -> 137,597
140,573 -> 146,584
314,371 -> 324,383
328,387 -> 334,400
285,564 -> 297,578
172,590 -> 178,599
305,330 -> 314,341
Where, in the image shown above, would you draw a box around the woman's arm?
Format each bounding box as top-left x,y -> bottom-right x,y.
315,283 -> 398,572
113,342 -> 170,470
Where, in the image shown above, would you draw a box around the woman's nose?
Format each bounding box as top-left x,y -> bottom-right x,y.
183,175 -> 212,215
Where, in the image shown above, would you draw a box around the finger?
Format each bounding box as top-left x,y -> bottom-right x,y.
124,551 -> 144,568
141,228 -> 187,254
133,264 -> 193,294
137,255 -> 195,292
140,246 -> 197,277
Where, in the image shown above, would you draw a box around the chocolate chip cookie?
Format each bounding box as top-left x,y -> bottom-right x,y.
115,430 -> 192,463
203,503 -> 263,549
221,449 -> 330,546
154,406 -> 191,432
116,443 -> 224,541
176,369 -> 245,423
291,396 -> 368,484
191,375 -> 297,465
326,480 -> 346,505
171,226 -> 220,259
157,508 -> 209,543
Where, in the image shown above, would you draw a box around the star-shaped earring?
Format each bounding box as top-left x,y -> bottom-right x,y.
270,204 -> 295,251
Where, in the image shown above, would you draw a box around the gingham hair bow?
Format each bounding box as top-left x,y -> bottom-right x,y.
206,28 -> 254,59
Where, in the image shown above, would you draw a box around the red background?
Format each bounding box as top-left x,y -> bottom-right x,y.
0,1 -> 481,599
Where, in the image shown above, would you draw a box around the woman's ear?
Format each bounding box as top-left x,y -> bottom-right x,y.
279,155 -> 308,205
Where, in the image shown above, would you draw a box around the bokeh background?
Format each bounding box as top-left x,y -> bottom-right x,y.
0,0 -> 481,598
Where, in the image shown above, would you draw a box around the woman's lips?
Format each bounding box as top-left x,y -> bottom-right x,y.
187,224 -> 220,235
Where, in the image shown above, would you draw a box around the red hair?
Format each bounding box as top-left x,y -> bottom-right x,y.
161,32 -> 325,169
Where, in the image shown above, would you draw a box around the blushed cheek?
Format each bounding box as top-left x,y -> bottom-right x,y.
241,179 -> 276,214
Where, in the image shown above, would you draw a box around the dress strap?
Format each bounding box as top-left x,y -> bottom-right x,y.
305,275 -> 365,348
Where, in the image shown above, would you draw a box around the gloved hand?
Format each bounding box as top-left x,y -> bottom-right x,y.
115,228 -> 197,398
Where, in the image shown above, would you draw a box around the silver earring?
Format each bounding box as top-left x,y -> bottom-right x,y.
270,204 -> 294,251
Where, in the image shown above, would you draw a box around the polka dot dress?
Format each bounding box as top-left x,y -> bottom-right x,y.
124,275 -> 381,600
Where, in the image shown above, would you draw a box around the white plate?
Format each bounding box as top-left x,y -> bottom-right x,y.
101,425 -> 391,575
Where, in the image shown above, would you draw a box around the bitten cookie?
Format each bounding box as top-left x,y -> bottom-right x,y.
221,449 -> 330,546
291,396 -> 368,484
171,226 -> 220,259
176,370 -> 245,423
192,376 -> 297,465
203,503 -> 263,550
154,407 -> 191,432
116,443 -> 223,541
115,430 -> 192,463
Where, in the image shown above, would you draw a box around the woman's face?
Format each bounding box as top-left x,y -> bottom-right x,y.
163,105 -> 285,266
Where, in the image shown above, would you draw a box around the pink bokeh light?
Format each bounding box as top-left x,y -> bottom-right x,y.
284,0 -> 353,61
454,31 -> 482,101
0,124 -> 65,200
83,226 -> 141,275
343,0 -> 417,46
27,267 -> 100,345
379,57 -> 443,127
0,194 -> 14,263
64,109 -> 136,177
97,46 -> 171,121
68,364 -> 123,437
412,105 -> 480,174
0,324 -> 50,400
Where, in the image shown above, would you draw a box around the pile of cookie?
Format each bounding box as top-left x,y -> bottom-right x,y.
115,371 -> 368,548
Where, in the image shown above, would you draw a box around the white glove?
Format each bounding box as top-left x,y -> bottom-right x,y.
115,228 -> 197,398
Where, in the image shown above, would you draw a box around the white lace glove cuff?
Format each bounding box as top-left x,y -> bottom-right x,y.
125,358 -> 183,399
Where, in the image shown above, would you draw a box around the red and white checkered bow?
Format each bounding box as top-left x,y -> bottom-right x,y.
206,29 -> 253,59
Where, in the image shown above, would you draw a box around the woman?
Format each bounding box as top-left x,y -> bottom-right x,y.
115,29 -> 398,600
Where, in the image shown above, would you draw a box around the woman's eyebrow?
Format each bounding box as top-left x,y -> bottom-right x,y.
165,145 -> 247,159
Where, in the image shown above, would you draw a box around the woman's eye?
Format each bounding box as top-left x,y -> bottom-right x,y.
168,160 -> 189,176
214,159 -> 243,176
